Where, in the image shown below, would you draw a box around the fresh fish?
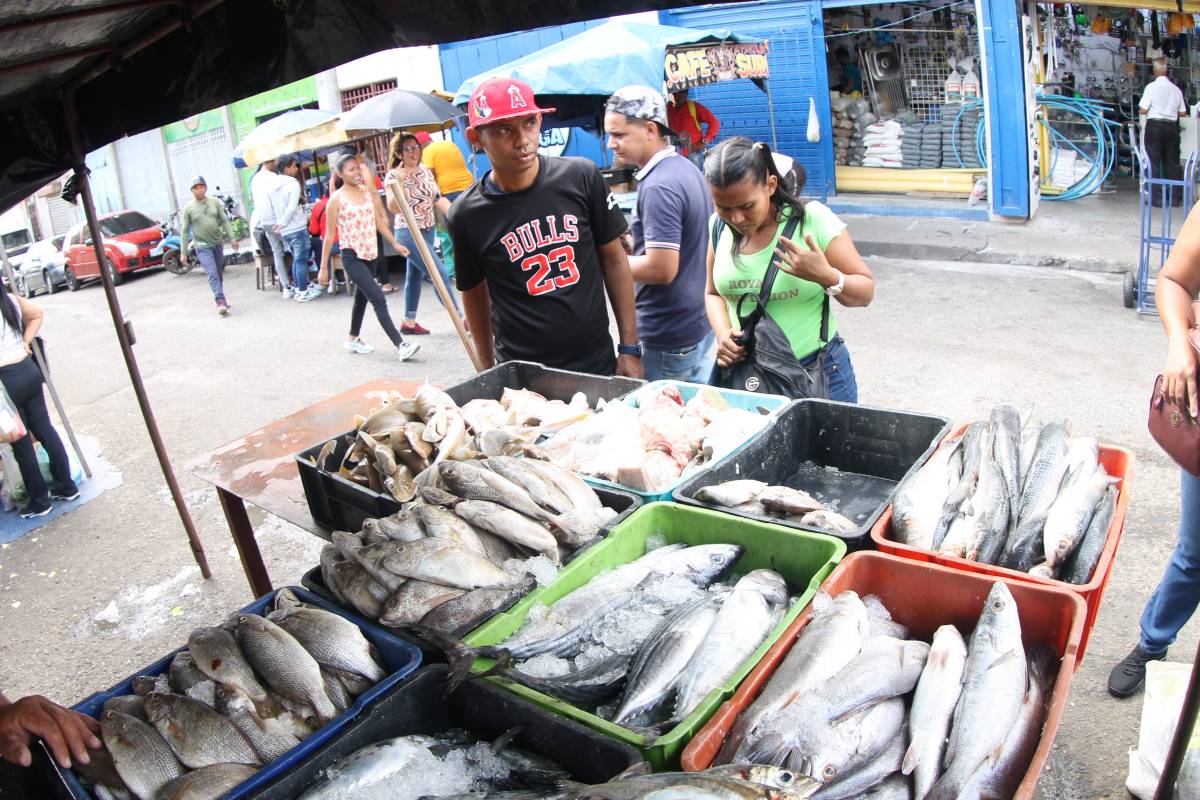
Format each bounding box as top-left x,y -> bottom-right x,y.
798,510 -> 858,535
520,457 -> 603,512
167,651 -> 208,694
1000,423 -> 1070,572
775,697 -> 906,787
439,461 -> 554,522
382,536 -> 519,589
131,674 -> 171,696
70,746 -> 126,796
420,484 -> 462,507
904,625 -> 967,800
380,579 -> 466,627
334,562 -> 390,618
716,592 -> 870,765
486,456 -> 574,514
550,506 -> 618,550
477,651 -> 632,705
418,578 -> 536,636
613,593 -> 724,725
417,504 -> 489,556
236,614 -> 339,723
494,588 -> 642,661
990,405 -> 1022,527
927,583 -> 1027,800
861,774 -> 915,800
672,571 -> 789,724
156,763 -> 258,800
185,680 -> 216,708
455,499 -> 561,561
102,695 -> 146,722
936,512 -> 974,560
296,734 -> 448,800
100,710 -> 185,800
352,542 -> 409,592
143,692 -> 261,768
892,435 -> 962,551
188,627 -> 272,710
810,730 -> 906,800
1062,436 -> 1100,487
214,684 -> 302,763
694,480 -> 767,508
960,645 -> 1057,799
368,510 -> 426,543
939,422 -> 987,538
331,530 -> 364,562
1060,485 -> 1117,585
758,486 -> 823,516
962,432 -> 1009,565
319,546 -> 349,605
573,767 -> 813,800
267,604 -> 385,683
322,668 -> 354,712
315,439 -> 338,472
1042,469 -> 1113,573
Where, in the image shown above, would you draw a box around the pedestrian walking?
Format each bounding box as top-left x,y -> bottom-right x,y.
385,132 -> 463,336
179,175 -> 238,316
604,85 -> 715,383
703,137 -> 873,402
419,130 -> 476,276
250,158 -> 295,297
0,282 -> 79,518
318,152 -> 420,362
275,154 -> 321,302
1140,57 -> 1188,207
445,77 -> 643,378
1109,203 -> 1200,698
668,89 -> 721,170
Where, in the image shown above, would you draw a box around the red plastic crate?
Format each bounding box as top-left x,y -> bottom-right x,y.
680,552 -> 1086,800
869,428 -> 1133,665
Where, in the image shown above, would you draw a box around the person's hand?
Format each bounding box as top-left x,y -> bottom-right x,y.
776,234 -> 839,286
1164,333 -> 1200,418
616,354 -> 644,379
398,245 -> 410,258
716,328 -> 746,368
0,696 -> 102,769
231,241 -> 239,253
620,233 -> 633,256
22,342 -> 31,357
318,267 -> 330,288
273,224 -> 281,235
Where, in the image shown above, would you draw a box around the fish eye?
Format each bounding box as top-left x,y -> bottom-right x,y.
777,771 -> 795,785
822,765 -> 837,780
991,599 -> 1004,611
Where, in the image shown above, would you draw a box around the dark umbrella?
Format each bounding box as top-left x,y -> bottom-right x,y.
340,89 -> 466,135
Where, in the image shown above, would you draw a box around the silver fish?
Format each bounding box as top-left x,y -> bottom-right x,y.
131,674 -> 171,696
1062,436 -> 1100,488
940,422 -> 987,534
100,710 -> 185,800
322,668 -> 353,712
334,561 -> 390,619
157,763 -> 258,800
382,536 -> 519,589
520,457 -> 603,512
904,625 -> 967,800
187,627 -> 272,709
962,431 -> 1009,565
102,695 -> 146,722
810,731 -> 906,800
417,504 -> 489,556
380,579 -> 467,627
861,774 -> 915,800
1061,485 -> 1117,585
479,650 -> 632,706
989,405 -> 1022,527
353,542 -> 409,593
296,735 -> 449,800
268,604 -> 385,683
319,546 -> 349,605
893,436 -> 962,551
439,460 -> 553,522
214,684 -> 302,763
775,697 -> 906,785
1042,469 -> 1113,572
1000,423 -> 1070,572
550,506 -> 618,551
419,577 -> 537,636
759,486 -> 824,516
455,499 -> 561,561
167,651 -> 208,694
487,456 -> 575,514
368,510 -> 426,543
694,480 -> 768,508
236,614 -> 339,723
798,510 -> 858,535
143,692 -> 261,768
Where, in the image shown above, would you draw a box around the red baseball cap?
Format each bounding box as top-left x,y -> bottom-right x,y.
414,131 -> 432,145
467,77 -> 556,132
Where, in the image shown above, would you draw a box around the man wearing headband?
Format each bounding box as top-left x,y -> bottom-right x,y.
445,78 -> 643,377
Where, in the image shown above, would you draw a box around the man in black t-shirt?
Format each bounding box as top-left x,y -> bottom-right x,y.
446,77 -> 644,378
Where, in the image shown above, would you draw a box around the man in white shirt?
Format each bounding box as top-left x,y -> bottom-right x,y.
274,154 -> 321,302
1140,58 -> 1188,207
249,158 -> 296,297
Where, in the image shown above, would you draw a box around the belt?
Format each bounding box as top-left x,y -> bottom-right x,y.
1147,118 -> 1180,124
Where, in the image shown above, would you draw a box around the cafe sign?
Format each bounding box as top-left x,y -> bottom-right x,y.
664,42 -> 770,93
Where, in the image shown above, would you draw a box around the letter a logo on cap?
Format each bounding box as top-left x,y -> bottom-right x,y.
473,93 -> 493,119
508,84 -> 527,110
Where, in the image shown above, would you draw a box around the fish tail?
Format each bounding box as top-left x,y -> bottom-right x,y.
401,623 -> 488,691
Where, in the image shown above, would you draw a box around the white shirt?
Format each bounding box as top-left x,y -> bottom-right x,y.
250,168 -> 286,226
0,299 -> 25,366
275,176 -> 306,234
1140,76 -> 1186,121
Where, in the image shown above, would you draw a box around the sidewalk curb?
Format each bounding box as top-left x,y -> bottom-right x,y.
855,239 -> 1131,275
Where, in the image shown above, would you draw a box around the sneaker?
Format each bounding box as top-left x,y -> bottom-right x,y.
217,300 -> 229,316
343,338 -> 375,354
20,500 -> 52,519
295,286 -> 318,303
1108,645 -> 1167,697
401,322 -> 431,335
282,287 -> 295,300
51,484 -> 80,502
397,340 -> 422,362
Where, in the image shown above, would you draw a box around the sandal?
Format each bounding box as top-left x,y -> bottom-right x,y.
381,283 -> 397,294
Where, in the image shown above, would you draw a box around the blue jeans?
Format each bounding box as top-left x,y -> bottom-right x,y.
262,227 -> 290,289
283,230 -> 311,291
396,227 -> 461,321
1140,469 -> 1200,654
804,335 -> 859,403
194,244 -> 225,303
644,330 -> 716,383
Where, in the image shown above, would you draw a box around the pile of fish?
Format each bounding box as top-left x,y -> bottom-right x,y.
716,584 -> 1057,800
691,480 -> 859,536
453,541 -> 792,732
74,590 -> 386,800
310,384 -> 596,503
319,453 -> 623,635
537,384 -> 769,492
891,406 -> 1119,583
298,731 -> 806,800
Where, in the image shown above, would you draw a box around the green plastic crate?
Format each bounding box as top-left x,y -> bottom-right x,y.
463,502 -> 846,770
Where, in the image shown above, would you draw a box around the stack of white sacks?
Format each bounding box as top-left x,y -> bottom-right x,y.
862,119 -> 903,168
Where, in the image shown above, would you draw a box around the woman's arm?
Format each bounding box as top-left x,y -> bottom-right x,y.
775,230 -> 875,308
385,170 -> 402,214
705,237 -> 744,367
1156,204 -> 1200,415
15,296 -> 43,349
318,195 -> 340,285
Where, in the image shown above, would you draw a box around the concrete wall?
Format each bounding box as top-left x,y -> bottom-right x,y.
334,47 -> 445,95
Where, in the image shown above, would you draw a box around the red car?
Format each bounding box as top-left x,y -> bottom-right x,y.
62,210 -> 163,291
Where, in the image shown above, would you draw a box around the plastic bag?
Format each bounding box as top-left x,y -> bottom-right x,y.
1127,661 -> 1200,800
807,97 -> 821,143
0,385 -> 25,444
0,443 -> 21,511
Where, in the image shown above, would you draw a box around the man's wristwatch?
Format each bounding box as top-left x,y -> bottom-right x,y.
617,343 -> 644,358
825,270 -> 845,297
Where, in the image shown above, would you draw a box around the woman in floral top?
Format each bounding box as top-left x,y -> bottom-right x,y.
386,132 -> 463,336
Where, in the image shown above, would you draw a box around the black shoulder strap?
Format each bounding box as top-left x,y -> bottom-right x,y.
733,212 -> 803,333
710,216 -> 725,248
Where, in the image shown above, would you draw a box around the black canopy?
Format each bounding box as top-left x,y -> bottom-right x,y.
0,0 -> 716,213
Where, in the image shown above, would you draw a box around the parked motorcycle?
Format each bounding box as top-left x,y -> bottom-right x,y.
152,210 -> 197,275
213,187 -> 251,245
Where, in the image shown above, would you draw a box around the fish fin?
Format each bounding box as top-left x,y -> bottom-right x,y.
399,623 -> 487,691
491,725 -> 524,753
609,762 -> 654,781
902,739 -> 920,775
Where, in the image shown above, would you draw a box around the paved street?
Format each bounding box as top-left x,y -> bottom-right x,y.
0,251 -> 1186,796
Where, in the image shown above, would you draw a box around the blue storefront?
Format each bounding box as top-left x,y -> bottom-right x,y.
439,0 -> 1034,220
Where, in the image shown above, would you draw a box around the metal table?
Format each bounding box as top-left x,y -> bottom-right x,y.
185,378 -> 421,598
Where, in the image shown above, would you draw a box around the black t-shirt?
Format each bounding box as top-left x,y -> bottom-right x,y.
447,156 -> 628,375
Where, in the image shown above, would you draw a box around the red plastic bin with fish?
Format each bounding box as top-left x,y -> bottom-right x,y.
680,552 -> 1085,800
869,424 -> 1132,665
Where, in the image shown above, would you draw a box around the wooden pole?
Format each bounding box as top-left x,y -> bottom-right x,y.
1155,639 -> 1200,799
65,95 -> 211,579
384,178 -> 483,372
30,340 -> 91,479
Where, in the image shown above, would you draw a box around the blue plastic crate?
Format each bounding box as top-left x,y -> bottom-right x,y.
64,587 -> 421,800
571,380 -> 787,501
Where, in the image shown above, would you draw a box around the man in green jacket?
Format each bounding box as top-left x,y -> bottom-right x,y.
180,175 -> 239,315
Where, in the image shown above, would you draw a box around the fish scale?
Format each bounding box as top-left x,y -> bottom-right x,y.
268,605 -> 385,682
142,692 -> 262,769
100,710 -> 186,800
236,614 -> 339,723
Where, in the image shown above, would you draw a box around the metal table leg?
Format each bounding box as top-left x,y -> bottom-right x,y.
216,487 -> 274,598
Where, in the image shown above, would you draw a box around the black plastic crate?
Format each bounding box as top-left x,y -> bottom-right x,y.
673,399 -> 950,550
296,432 -> 401,533
244,665 -> 644,799
442,360 -> 643,408
0,745 -> 72,800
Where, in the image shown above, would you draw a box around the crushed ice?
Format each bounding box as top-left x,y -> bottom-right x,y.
644,532 -> 669,552
502,555 -> 561,587
519,653 -> 572,678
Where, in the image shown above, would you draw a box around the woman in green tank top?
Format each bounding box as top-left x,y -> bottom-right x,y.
702,138 -> 875,402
